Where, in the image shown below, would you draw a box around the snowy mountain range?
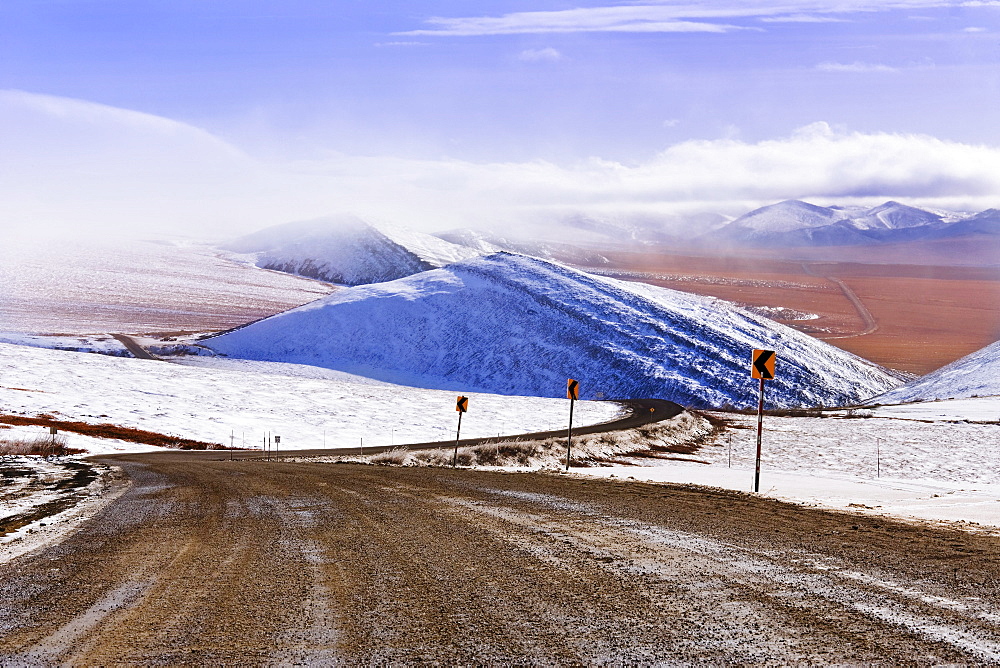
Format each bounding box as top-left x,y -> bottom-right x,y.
206,252 -> 902,409
708,200 -> 984,247
872,339 -> 1000,404
223,215 -> 482,286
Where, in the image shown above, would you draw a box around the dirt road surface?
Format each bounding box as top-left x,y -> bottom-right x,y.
111,334 -> 159,361
801,263 -> 879,339
253,399 -> 682,459
2,456 -> 1000,664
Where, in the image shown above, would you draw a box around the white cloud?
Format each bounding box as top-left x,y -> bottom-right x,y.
400,2 -> 971,37
2,92 -> 998,239
963,26 -> 988,32
816,61 -> 899,72
518,47 -> 563,62
373,41 -> 430,47
662,119 -> 681,128
400,7 -> 745,36
760,14 -> 851,22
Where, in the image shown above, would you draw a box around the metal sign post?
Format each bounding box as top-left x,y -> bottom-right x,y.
566,379 -> 579,471
275,435 -> 280,461
750,349 -> 776,493
453,396 -> 468,467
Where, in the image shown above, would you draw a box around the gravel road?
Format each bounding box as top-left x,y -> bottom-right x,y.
2,455 -> 1000,664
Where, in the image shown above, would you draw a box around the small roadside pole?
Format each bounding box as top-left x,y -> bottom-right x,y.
49,426 -> 58,458
750,349 -> 776,493
230,430 -> 234,461
453,396 -> 469,467
727,433 -> 732,468
876,437 -> 882,478
359,437 -> 364,457
566,379 -> 579,471
275,435 -> 281,461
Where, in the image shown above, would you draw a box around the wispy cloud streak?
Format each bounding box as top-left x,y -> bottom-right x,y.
816,61 -> 899,72
400,1 -> 974,36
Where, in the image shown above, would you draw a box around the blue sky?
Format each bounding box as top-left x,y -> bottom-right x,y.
1,1 -> 999,235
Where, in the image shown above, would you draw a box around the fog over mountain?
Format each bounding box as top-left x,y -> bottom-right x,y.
224,215 -> 481,286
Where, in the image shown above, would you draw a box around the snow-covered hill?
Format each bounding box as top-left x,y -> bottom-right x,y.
206,253 -> 902,408
871,340 -> 1000,404
224,215 -> 482,286
711,200 -> 966,247
849,201 -> 944,230
929,209 -> 1000,239
723,200 -> 848,236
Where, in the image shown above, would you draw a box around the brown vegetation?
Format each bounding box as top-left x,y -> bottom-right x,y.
585,250 -> 1000,375
0,433 -> 83,456
0,415 -> 224,450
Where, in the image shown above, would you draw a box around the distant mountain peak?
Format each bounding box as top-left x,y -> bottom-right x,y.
223,215 -> 481,286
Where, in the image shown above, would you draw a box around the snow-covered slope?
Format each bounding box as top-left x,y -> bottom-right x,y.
850,201 -> 944,230
0,342 -> 619,452
929,209 -> 1000,239
711,200 -> 961,247
723,200 -> 847,235
207,253 -> 902,408
872,340 -> 1000,404
224,215 -> 482,286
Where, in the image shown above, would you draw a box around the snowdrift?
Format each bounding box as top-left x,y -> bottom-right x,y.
207,253 -> 901,408
224,215 -> 481,286
872,340 -> 1000,404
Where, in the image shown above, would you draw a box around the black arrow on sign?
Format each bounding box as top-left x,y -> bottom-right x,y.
567,379 -> 579,400
753,350 -> 775,379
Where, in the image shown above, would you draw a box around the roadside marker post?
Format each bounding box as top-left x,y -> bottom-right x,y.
275,435 -> 281,462
453,396 -> 469,467
49,426 -> 57,458
750,349 -> 776,493
876,437 -> 882,478
566,379 -> 579,471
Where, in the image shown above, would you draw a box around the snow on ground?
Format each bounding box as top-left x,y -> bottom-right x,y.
0,424 -> 163,456
2,340 -> 999,532
0,342 -> 619,453
568,399 -> 1000,529
207,252 -> 902,408
872,339 -> 1000,404
0,236 -> 333,335
869,396 -> 1000,422
0,454 -> 126,564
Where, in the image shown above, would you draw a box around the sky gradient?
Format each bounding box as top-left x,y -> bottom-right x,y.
1,1 -> 998,237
